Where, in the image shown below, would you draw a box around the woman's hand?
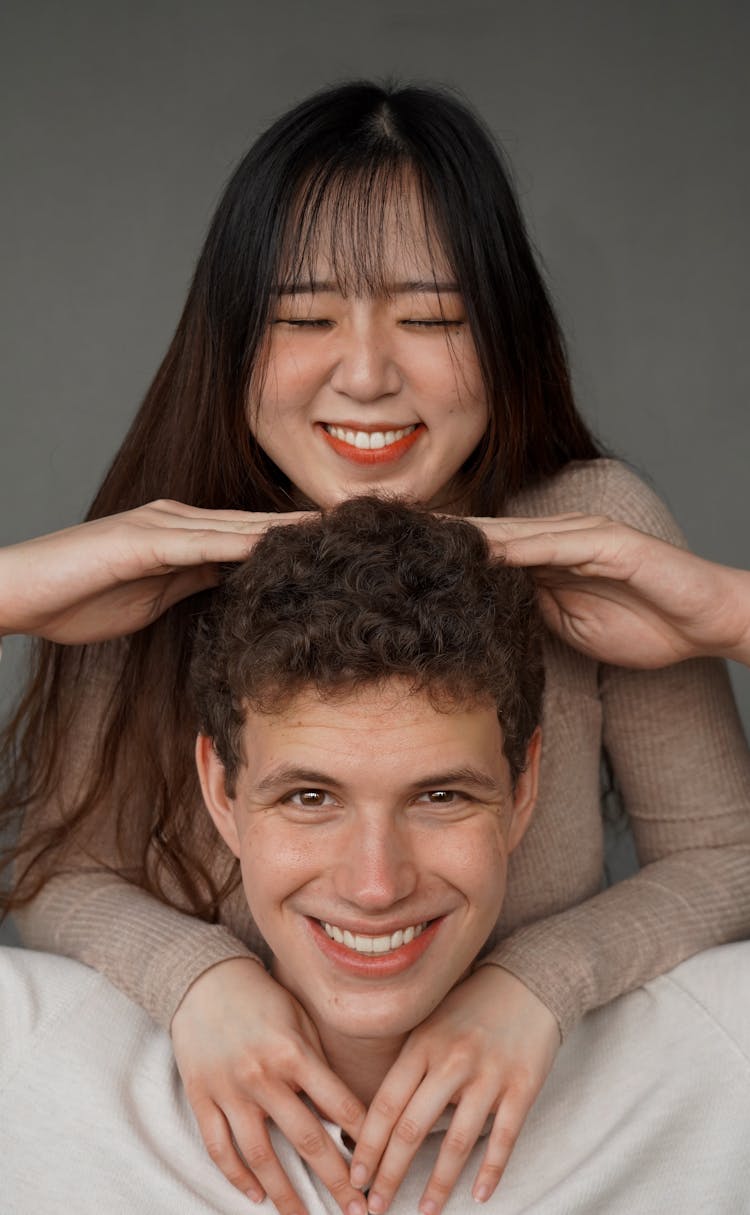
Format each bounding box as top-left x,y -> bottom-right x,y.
0,500 -> 310,644
472,513 -> 750,669
349,966 -> 560,1214
171,957 -> 368,1215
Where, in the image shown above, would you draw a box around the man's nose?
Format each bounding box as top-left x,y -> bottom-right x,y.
333,818 -> 418,911
328,319 -> 402,403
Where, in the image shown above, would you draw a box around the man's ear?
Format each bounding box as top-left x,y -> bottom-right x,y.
507,726 -> 542,853
195,734 -> 241,859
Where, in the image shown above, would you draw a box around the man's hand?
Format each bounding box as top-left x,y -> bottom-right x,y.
349,967 -> 560,1214
171,958 -> 368,1215
470,513 -> 750,669
0,500 -> 310,644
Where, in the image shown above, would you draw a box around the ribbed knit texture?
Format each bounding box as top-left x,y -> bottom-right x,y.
14,460 -> 750,1034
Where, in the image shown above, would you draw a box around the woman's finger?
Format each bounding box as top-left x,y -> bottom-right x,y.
418,1085 -> 498,1215
471,1085 -> 536,1203
366,1068 -> 469,1214
349,1050 -> 427,1192
258,1085 -> 367,1215
191,1097 -> 266,1205
295,1051 -> 367,1144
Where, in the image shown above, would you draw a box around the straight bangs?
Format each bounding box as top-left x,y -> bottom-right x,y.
275,155 -> 452,301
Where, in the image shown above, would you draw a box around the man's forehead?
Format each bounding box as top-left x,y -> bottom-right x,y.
237,682 -> 508,787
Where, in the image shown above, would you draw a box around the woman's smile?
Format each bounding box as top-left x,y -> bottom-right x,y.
318,421 -> 424,465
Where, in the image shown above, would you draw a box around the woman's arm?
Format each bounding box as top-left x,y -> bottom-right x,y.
489,514 -> 750,668
479,461 -> 750,1037
0,500 -> 307,644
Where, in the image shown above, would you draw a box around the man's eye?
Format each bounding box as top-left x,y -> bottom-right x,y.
419,790 -> 457,804
288,789 -> 332,807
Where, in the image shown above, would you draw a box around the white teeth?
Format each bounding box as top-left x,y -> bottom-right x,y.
324,424 -> 417,450
321,920 -> 427,955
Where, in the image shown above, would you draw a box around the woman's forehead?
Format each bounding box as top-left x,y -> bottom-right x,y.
277,167 -> 456,297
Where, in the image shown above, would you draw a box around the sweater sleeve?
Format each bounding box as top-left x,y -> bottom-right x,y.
12,662 -> 266,1031
479,461 -> 750,1038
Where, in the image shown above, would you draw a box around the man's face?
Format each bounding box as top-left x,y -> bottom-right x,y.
197,681 -> 539,1042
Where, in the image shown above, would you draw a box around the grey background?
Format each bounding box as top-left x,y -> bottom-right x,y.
1,1 -> 748,944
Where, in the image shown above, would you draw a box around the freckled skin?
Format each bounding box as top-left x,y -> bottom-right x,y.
248,188 -> 488,510
197,681 -> 540,1104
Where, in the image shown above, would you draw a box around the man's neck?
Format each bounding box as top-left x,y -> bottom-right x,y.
315,1023 -> 409,1107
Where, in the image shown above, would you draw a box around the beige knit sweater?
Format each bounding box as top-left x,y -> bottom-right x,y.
15,460 -> 750,1037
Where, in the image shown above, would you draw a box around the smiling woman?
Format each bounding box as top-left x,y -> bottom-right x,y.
2,78 -> 749,1215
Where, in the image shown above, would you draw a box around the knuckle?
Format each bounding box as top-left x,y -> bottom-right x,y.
394,1115 -> 423,1146
372,1093 -> 400,1120
324,1172 -> 350,1197
374,1165 -> 403,1193
340,1095 -> 365,1125
479,1163 -> 505,1184
492,1124 -> 518,1154
224,1166 -> 253,1191
204,1138 -> 229,1166
298,1129 -> 328,1158
243,1141 -> 274,1171
444,1128 -> 472,1156
427,1173 -> 454,1197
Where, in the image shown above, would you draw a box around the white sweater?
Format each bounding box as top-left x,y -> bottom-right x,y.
2,943 -> 749,1213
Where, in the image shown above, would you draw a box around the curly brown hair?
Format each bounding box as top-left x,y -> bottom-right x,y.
191,497 -> 545,794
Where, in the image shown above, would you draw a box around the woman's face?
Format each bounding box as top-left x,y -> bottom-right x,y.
249,196 -> 489,509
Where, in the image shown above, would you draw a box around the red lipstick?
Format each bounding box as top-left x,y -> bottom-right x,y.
319,424 -> 423,466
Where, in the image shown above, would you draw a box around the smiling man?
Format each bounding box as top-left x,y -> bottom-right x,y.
2,499 -> 749,1215
191,494 -> 543,1119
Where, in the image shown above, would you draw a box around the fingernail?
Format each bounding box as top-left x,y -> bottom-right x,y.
420,1202 -> 438,1215
245,1189 -> 262,1204
367,1193 -> 386,1214
348,1201 -> 366,1215
351,1163 -> 368,1189
473,1186 -> 490,1203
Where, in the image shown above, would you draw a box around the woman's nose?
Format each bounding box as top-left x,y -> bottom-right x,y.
328,319 -> 402,403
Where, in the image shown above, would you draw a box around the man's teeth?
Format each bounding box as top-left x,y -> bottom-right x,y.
324,424 -> 418,450
322,921 -> 427,954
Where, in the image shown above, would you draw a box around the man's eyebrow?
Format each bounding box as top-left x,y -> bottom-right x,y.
252,764 -> 502,795
274,280 -> 461,296
407,767 -> 503,794
253,765 -> 343,794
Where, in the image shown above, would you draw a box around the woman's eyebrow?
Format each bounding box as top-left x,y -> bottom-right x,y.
275,280 -> 461,296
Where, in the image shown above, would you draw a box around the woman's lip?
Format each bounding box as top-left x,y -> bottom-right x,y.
306,915 -> 444,977
317,423 -> 424,466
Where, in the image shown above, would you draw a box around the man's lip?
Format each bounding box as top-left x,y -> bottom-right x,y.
308,914 -> 440,935
305,915 -> 445,975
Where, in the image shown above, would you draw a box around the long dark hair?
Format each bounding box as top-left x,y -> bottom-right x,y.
1,80 -> 601,918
